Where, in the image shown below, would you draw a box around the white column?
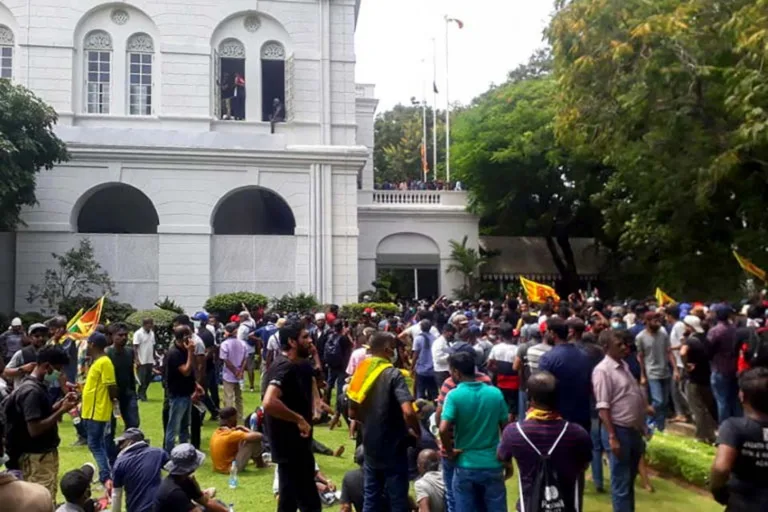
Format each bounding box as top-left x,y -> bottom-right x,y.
308,163 -> 334,303
414,267 -> 419,300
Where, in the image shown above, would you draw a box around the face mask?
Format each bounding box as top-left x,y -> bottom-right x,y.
611,321 -> 621,329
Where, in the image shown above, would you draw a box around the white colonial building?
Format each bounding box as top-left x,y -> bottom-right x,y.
0,0 -> 479,314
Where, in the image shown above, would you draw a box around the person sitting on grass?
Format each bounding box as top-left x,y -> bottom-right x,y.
413,449 -> 445,512
153,444 -> 227,512
272,460 -> 341,506
209,407 -> 266,474
56,463 -> 102,512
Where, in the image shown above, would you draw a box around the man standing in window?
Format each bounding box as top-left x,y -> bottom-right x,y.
262,321 -> 319,512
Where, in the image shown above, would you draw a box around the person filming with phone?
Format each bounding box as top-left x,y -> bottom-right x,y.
164,325 -> 199,454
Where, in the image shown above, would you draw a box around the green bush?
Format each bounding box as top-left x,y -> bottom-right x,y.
204,292 -> 268,320
645,432 -> 715,488
271,293 -> 319,314
340,302 -> 399,320
58,295 -> 136,324
18,311 -> 48,326
125,309 -> 178,349
154,296 -> 184,314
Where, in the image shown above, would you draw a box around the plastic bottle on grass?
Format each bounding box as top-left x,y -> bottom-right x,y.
228,460 -> 238,489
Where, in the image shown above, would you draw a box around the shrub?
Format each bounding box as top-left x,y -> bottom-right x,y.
58,295 -> 136,324
645,431 -> 715,488
271,293 -> 319,314
204,292 -> 268,320
154,296 -> 184,314
125,309 -> 178,349
340,302 -> 399,320
18,311 -> 48,326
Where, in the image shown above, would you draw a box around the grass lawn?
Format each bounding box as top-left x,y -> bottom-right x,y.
56,381 -> 723,511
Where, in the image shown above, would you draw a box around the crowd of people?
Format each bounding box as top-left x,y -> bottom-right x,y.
0,293 -> 766,511
373,180 -> 462,191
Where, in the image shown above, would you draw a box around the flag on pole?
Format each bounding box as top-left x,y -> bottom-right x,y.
519,277 -> 560,304
66,308 -> 84,331
433,81 -> 439,94
446,17 -> 464,29
655,288 -> 677,306
68,296 -> 106,339
733,251 -> 767,282
420,142 -> 429,176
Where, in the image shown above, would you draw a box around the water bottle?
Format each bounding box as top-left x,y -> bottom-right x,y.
113,400 -> 122,419
228,504 -> 235,512
228,460 -> 238,489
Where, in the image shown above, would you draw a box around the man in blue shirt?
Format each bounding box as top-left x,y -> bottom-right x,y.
439,352 -> 509,512
112,428 -> 169,512
255,315 -> 278,397
412,320 -> 437,400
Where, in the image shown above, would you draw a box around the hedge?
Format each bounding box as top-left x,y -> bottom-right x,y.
271,293 -> 319,314
125,309 -> 178,349
204,292 -> 269,320
645,431 -> 715,488
340,302 -> 399,320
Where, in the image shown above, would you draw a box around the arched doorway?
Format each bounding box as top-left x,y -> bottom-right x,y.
212,187 -> 295,235
76,184 -> 159,234
376,233 -> 440,300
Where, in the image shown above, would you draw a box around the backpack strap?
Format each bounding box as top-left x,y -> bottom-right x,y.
548,422 -> 570,456
515,421 -> 570,457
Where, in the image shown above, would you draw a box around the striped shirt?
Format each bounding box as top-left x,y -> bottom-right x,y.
525,342 -> 552,371
437,372 -> 491,406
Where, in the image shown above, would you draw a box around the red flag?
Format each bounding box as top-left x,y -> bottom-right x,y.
447,17 -> 464,29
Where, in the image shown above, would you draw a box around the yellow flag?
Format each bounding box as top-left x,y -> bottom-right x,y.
520,277 -> 560,304
655,288 -> 676,306
733,251 -> 767,282
66,308 -> 84,330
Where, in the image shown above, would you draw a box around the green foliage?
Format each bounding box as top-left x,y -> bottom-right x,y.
0,80 -> 69,230
27,239 -> 117,313
548,0 -> 768,298
340,302 -> 399,321
125,309 -> 178,349
270,293 -> 319,314
645,432 -> 715,488
447,236 -> 493,299
451,55 -> 609,293
204,292 -> 269,320
17,311 -> 47,327
57,295 -> 136,324
374,104 -> 447,183
154,296 -> 184,314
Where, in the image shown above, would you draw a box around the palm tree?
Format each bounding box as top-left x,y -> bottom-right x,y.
446,236 -> 491,298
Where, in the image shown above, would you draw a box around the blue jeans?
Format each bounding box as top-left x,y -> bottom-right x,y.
647,378 -> 670,431
83,420 -> 111,483
416,373 -> 437,400
710,372 -> 742,425
326,368 -> 345,411
590,418 -> 604,490
453,467 -> 507,512
164,396 -> 191,453
518,389 -> 528,420
443,458 -> 456,512
362,462 -> 409,512
108,395 -> 140,464
602,426 -> 643,512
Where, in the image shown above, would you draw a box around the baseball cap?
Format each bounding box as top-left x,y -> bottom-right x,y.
191,311 -> 209,323
683,315 -> 704,334
454,314 -> 469,326
315,312 -> 325,321
164,443 -> 205,475
115,427 -> 145,445
89,331 -> 108,349
28,323 -> 47,335
10,317 -> 22,327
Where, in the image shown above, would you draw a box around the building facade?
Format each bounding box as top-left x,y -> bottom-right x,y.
0,0 -> 478,314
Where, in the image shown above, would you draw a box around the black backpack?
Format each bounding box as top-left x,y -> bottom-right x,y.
516,421 -> 579,512
323,333 -> 345,369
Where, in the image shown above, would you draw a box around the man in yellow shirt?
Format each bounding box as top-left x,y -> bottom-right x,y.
80,332 -> 118,486
209,407 -> 265,473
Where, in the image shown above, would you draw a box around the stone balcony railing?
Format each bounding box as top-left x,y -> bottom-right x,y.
358,190 -> 468,209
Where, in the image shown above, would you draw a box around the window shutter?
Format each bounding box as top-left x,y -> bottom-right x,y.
284,54 -> 295,122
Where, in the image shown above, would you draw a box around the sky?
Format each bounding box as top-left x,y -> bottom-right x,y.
355,0 -> 555,111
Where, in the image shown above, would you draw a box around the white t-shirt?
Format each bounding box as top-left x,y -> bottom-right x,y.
431,335 -> 451,373
489,343 -> 518,363
669,321 -> 686,367
406,323 -> 440,339
132,328 -> 156,365
266,332 -> 281,362
237,321 -> 255,355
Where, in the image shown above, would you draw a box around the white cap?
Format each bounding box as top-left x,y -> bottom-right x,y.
10,317 -> 22,327
315,312 -> 325,321
683,315 -> 704,334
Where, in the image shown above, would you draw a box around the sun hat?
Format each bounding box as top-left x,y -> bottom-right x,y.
164,443 -> 205,475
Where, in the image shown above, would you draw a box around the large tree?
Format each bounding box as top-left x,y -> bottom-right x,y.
549,0 -> 768,299
451,53 -> 609,292
0,80 -> 68,230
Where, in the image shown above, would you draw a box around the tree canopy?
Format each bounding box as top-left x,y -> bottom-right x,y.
0,80 -> 68,230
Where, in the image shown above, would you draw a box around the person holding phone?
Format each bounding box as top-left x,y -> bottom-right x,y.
164,326 -> 197,454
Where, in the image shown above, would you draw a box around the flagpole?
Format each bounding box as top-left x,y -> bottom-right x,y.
444,15 -> 451,184
432,37 -> 438,182
421,58 -> 428,182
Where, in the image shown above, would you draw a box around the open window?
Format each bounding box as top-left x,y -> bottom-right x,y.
261,41 -> 285,122
218,38 -> 246,120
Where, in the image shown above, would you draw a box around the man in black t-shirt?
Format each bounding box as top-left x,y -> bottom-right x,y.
5,345 -> 77,502
711,367 -> 768,511
153,443 -> 227,512
681,315 -> 718,444
263,320 -> 320,512
350,332 -> 420,512
192,312 -> 220,421
163,326 -> 198,454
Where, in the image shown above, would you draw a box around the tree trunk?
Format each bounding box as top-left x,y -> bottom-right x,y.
544,235 -> 579,294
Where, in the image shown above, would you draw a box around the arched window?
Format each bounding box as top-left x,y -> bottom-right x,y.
217,38 -> 246,120
212,188 -> 295,235
261,41 -> 285,122
0,25 -> 13,79
84,30 -> 113,113
127,33 -> 154,115
77,184 -> 159,234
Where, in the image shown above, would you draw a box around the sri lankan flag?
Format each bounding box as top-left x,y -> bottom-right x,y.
519,276 -> 560,304
734,251 -> 767,283
68,296 -> 105,339
655,288 -> 676,306
347,356 -> 394,404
